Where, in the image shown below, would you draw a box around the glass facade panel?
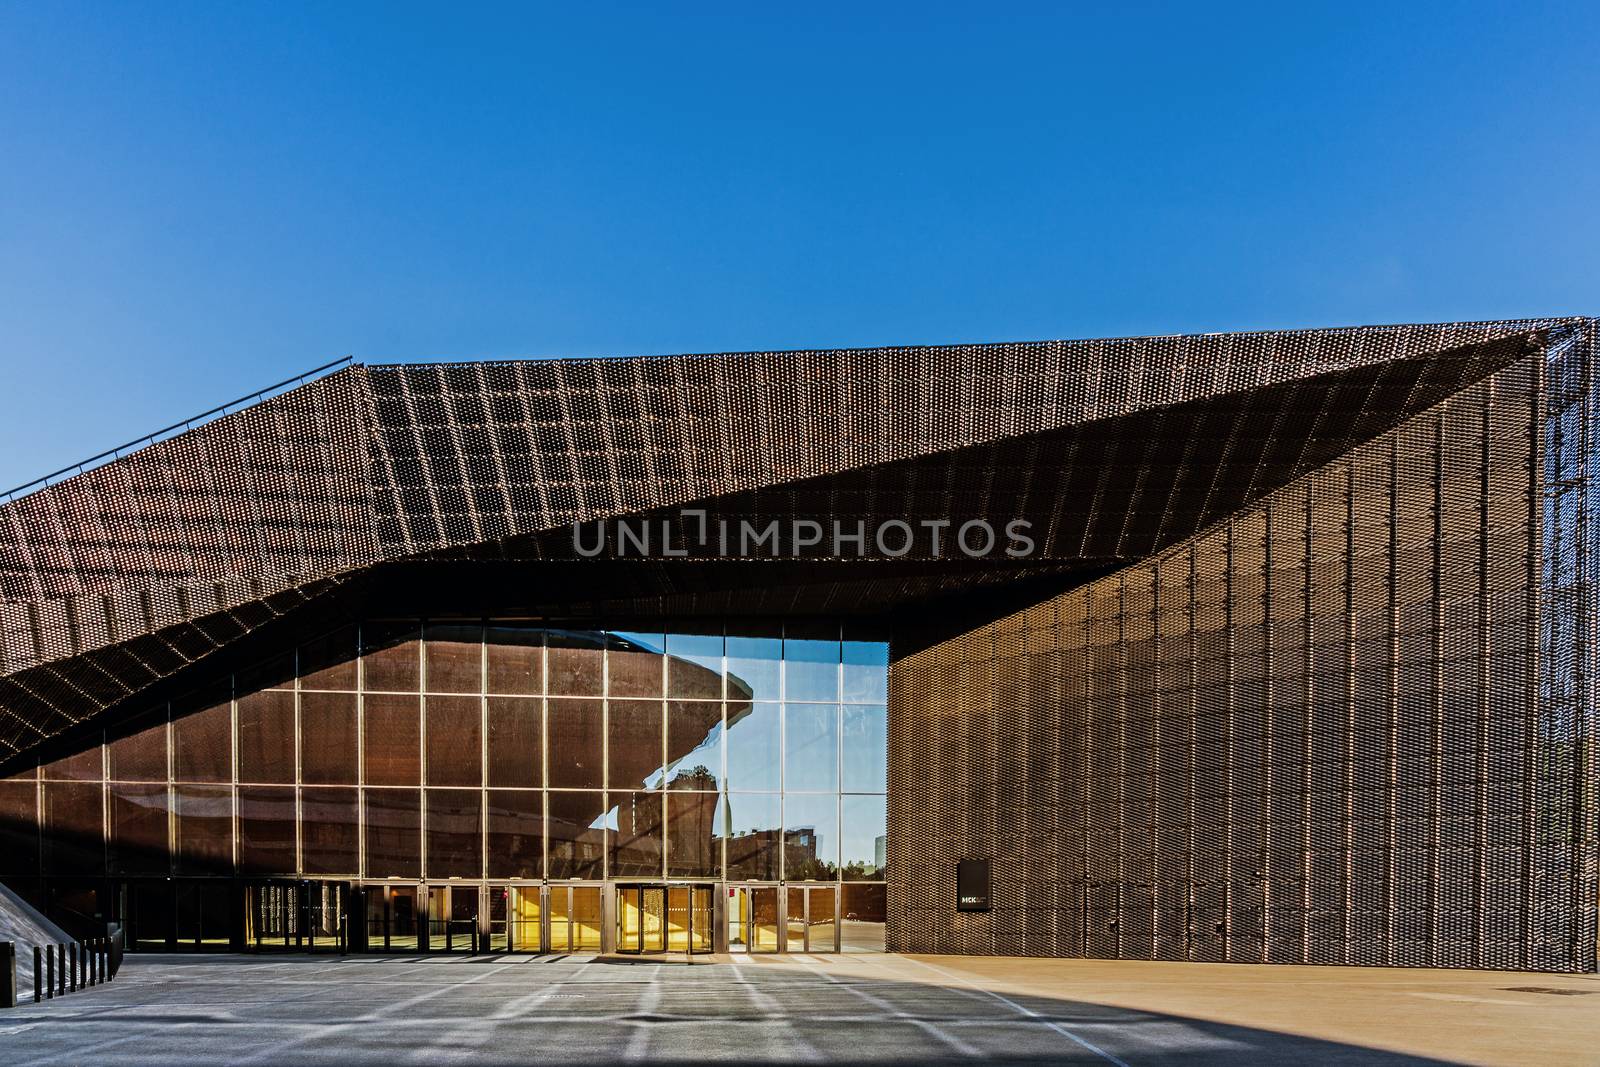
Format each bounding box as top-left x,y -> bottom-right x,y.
609,790 -> 663,877
0,779 -> 39,877
783,625 -> 840,702
726,702 -> 780,792
486,789 -> 541,879
174,783 -> 233,875
666,789 -> 719,878
363,621 -> 421,692
487,696 -> 541,788
842,630 -> 890,703
608,699 -> 663,790
42,780 -> 101,874
299,624 -> 357,691
486,626 -> 543,695
784,794 -> 839,880
173,699 -> 232,783
42,747 -> 102,781
301,786 -> 359,874
425,788 -> 483,878
666,630 -> 723,698
841,883 -> 887,952
363,693 -> 421,786
238,690 -> 295,784
425,623 -> 483,694
548,698 -> 603,789
841,794 -> 887,880
726,633 -> 780,703
237,785 -> 296,874
300,691 -> 358,785
722,792 -> 780,880
665,701 -> 722,790
784,703 -> 839,793
547,630 -> 604,695
841,705 -> 888,793
364,787 -> 420,878
108,711 -> 168,782
547,789 -> 605,879
609,632 -> 665,697
109,782 -> 168,874
425,694 -> 483,787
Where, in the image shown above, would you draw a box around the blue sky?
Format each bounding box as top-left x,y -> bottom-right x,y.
1,3 -> 1596,491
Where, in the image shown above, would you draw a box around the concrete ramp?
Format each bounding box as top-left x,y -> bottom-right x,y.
0,880 -> 73,997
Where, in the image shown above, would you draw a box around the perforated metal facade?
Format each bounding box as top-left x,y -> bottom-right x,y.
1,318 -> 1596,970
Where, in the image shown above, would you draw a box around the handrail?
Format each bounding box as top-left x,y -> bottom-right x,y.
1,356 -> 355,503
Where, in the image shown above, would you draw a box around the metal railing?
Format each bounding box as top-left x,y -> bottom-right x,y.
1,356 -> 354,503
0,927 -> 124,1007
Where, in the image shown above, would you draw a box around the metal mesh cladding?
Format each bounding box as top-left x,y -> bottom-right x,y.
889,324 -> 1600,972
0,319 -> 1594,974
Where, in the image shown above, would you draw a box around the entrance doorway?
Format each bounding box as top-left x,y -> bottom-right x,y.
547,884 -> 603,953
245,881 -> 348,952
615,884 -> 714,954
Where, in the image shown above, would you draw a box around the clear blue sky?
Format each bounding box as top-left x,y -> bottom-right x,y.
1,3 -> 1596,491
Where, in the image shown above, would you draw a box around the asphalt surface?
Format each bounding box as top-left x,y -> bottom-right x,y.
0,952 -> 1491,1065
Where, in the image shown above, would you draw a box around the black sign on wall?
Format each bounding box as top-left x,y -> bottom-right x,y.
957,859 -> 991,912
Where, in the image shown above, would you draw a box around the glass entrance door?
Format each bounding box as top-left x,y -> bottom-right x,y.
426,885 -> 478,952
547,884 -> 603,953
616,884 -> 714,954
729,886 -> 779,953
487,886 -> 542,952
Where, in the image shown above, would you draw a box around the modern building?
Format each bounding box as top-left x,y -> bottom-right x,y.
0,318 -> 1595,970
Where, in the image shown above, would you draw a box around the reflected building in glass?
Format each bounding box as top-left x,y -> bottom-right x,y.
2,319 -> 1598,970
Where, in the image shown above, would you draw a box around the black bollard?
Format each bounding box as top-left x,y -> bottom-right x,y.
33,946 -> 41,1002
45,944 -> 52,999
68,943 -> 76,992
57,944 -> 65,998
0,941 -> 15,1009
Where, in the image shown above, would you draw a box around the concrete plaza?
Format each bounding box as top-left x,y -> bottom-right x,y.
1,951 -> 1596,1066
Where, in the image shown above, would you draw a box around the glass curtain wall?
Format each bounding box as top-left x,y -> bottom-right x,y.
6,617 -> 889,948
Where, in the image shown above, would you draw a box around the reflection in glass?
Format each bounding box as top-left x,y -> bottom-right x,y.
425,623 -> 483,694
608,699 -> 663,790
487,789 -> 541,878
840,794 -> 887,880
425,788 -> 483,878
547,698 -> 603,789
783,627 -> 840,702
665,701 -> 722,790
786,887 -> 806,950
363,787 -> 421,878
173,699 -> 232,783
301,786 -> 359,874
110,782 -> 169,874
666,631 -> 723,698
609,632 -> 664,697
363,621 -> 422,692
842,883 -> 887,952
726,634 -> 781,703
784,703 -> 839,793
721,792 -> 780,880
783,793 -> 838,880
174,784 -> 232,875
363,693 -> 421,786
666,790 -> 719,877
609,790 -> 663,877
547,790 -> 606,879
808,885 -> 838,952
487,696 -> 541,788
547,630 -> 604,695
843,635 -> 889,703
842,705 -> 888,793
726,702 -> 780,791
486,626 -> 543,695
237,785 -> 297,874
300,691 -> 358,784
426,694 -> 483,787
237,690 -> 295,784
108,711 -> 168,782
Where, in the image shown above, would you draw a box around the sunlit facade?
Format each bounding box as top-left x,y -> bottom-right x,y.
2,319 -> 1598,970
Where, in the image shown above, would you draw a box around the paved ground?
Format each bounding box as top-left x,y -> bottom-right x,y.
2,951 -> 1597,1065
